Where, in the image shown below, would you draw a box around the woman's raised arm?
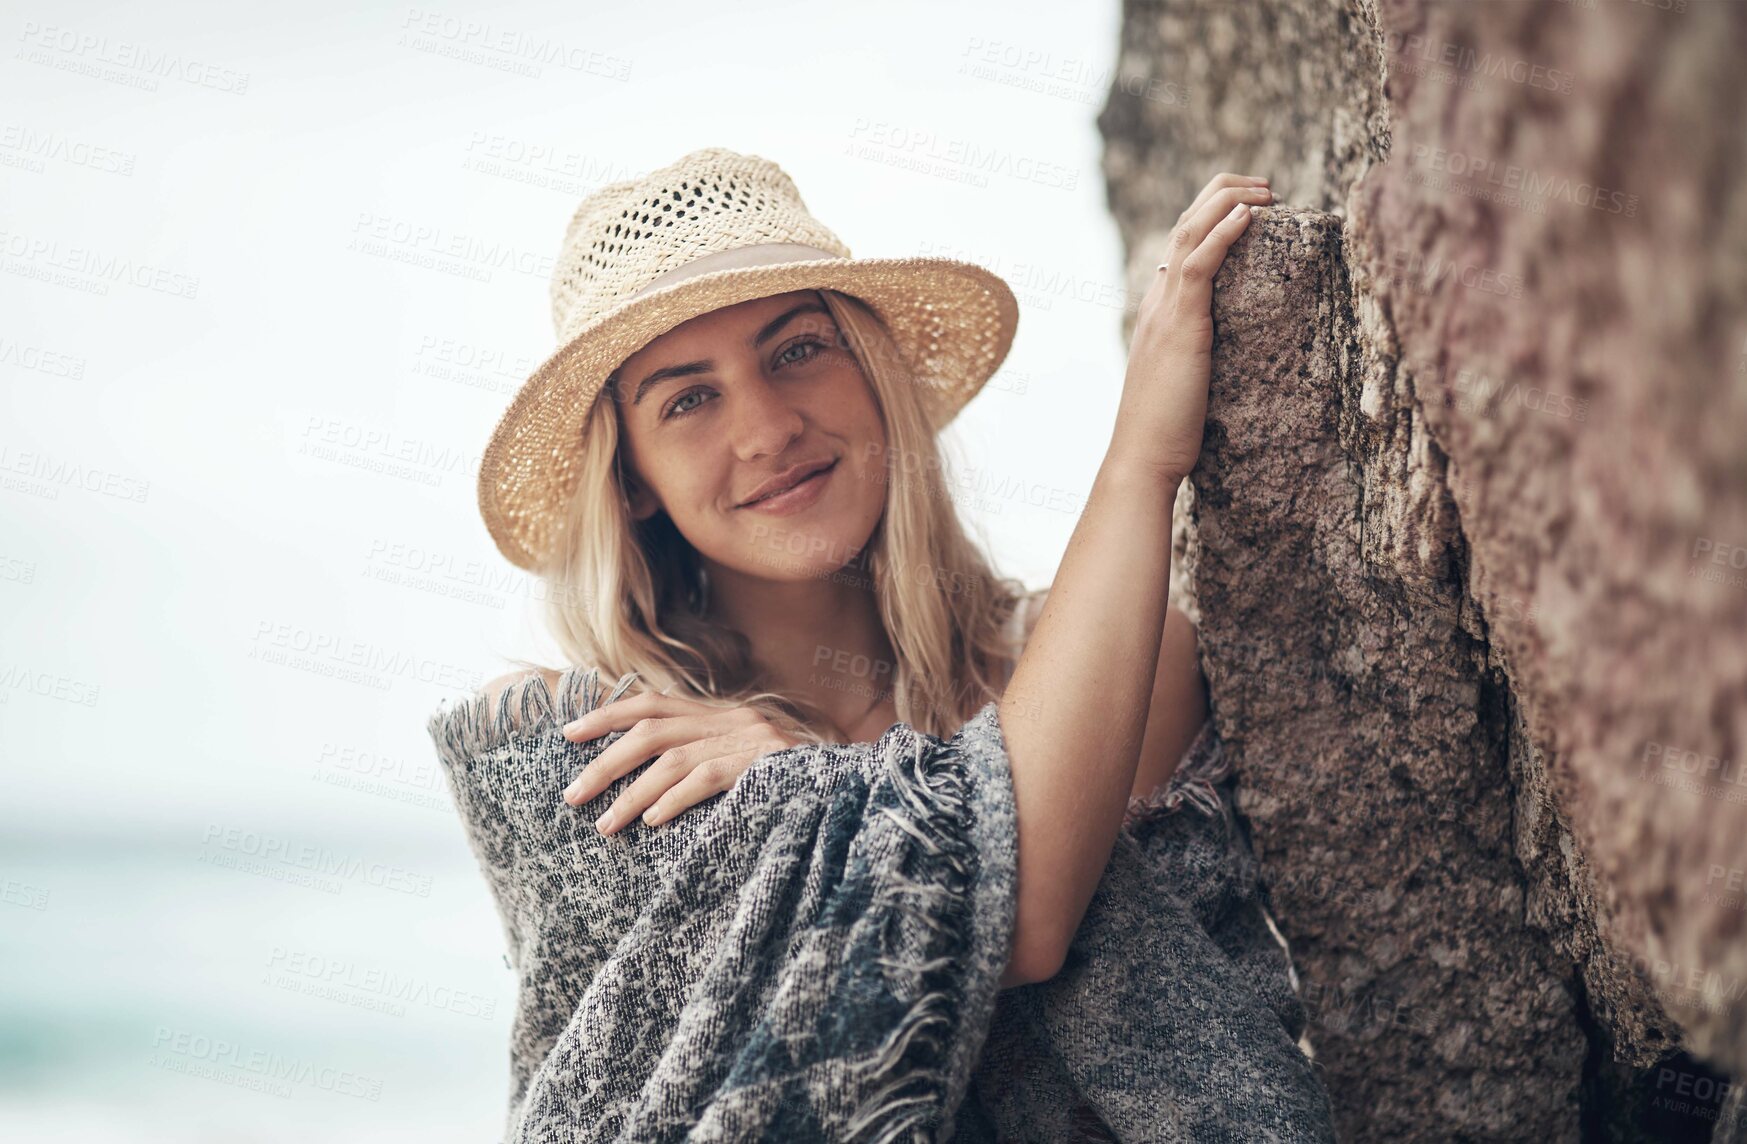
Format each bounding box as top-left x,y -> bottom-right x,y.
997,172 -> 1271,986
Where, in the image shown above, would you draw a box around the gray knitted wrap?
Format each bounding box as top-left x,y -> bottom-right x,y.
426,667 -> 1335,1142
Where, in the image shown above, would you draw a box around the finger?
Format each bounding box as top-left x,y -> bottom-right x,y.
1163,185 -> 1271,284
598,731 -> 766,833
562,690 -> 696,741
562,711 -> 723,805
599,728 -> 762,825
592,737 -> 709,834
1171,201 -> 1255,305
1180,173 -> 1258,223
1179,172 -> 1271,228
639,747 -> 759,828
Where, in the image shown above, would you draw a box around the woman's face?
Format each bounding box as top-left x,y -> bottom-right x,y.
610,290 -> 889,583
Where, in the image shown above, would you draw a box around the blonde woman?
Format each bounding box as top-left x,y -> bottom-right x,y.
433,147 -> 1323,1139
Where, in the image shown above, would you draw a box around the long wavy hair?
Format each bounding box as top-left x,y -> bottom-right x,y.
505,288 -> 1028,744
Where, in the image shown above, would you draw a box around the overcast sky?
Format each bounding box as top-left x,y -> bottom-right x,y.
3,0 -> 1136,844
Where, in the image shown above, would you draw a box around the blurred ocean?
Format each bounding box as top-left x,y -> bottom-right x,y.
0,819 -> 517,1142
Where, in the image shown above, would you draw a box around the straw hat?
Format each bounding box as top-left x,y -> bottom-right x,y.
476,146 -> 1020,572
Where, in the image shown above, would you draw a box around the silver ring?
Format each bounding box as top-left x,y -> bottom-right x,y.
1157,262 -> 1169,272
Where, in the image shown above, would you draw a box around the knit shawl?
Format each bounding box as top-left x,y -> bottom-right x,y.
426,667 -> 1335,1142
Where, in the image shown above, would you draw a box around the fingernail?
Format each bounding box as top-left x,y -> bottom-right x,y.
1229,203 -> 1246,219
595,809 -> 614,833
562,718 -> 585,736
642,807 -> 660,825
563,780 -> 583,802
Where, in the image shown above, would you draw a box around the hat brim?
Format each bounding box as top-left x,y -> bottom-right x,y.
478,256 -> 1019,572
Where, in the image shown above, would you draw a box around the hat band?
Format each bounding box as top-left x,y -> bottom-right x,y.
624,242 -> 845,302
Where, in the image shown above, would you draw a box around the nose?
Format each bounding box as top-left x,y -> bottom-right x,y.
725,371 -> 806,461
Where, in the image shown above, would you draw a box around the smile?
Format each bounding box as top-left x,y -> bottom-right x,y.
737,459 -> 838,514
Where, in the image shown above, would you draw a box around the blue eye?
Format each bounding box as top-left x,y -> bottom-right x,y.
775,338 -> 824,367
659,338 -> 828,421
662,388 -> 709,420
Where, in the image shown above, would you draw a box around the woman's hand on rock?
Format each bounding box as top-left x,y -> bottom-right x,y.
1109,171 -> 1272,485
558,692 -> 805,834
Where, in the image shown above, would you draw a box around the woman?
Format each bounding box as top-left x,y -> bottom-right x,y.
433,147 -> 1326,1140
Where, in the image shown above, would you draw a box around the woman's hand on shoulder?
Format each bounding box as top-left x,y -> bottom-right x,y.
1110,171 -> 1272,485
556,692 -> 807,835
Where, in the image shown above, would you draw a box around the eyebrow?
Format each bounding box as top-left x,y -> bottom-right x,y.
630,302 -> 832,407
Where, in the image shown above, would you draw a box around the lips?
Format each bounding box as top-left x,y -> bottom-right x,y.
738,458 -> 837,507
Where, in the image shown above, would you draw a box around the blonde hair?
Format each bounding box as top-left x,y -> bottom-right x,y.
507,288 -> 1028,744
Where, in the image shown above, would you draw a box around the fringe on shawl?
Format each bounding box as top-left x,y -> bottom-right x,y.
1121,719 -> 1230,831
425,665 -> 643,768
840,709 -> 1003,1144
428,670 -> 1010,1143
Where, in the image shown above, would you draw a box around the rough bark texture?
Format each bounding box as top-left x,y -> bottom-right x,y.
1101,0 -> 1747,1140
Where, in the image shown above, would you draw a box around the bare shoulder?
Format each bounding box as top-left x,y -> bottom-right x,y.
479,666 -> 565,706
428,666 -> 572,764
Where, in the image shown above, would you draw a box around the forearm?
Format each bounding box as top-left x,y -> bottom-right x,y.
998,453 -> 1182,975
1128,605 -> 1211,803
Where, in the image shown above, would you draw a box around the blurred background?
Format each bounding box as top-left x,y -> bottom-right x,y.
0,0 -> 1135,1139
